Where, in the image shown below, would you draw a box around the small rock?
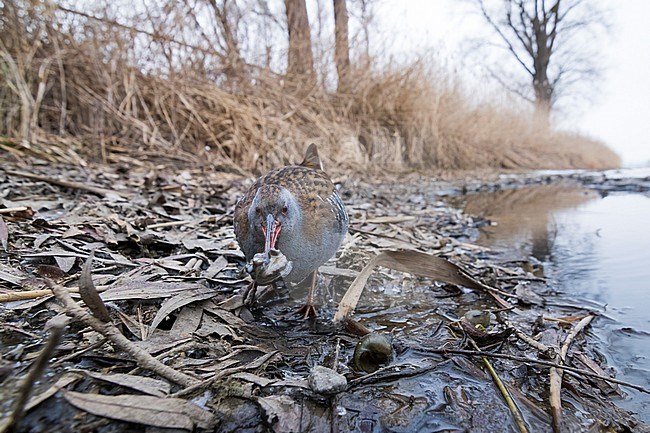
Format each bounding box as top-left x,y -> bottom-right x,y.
308,366 -> 347,395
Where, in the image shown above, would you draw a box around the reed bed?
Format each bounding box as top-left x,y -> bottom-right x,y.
0,1 -> 620,172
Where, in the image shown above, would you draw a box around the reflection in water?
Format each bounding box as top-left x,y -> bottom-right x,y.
456,183 -> 599,261
457,184 -> 650,420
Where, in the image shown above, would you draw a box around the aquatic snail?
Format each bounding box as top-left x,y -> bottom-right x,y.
353,333 -> 393,373
459,309 -> 513,345
462,309 -> 491,330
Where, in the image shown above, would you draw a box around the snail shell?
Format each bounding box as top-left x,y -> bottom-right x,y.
353,333 -> 393,373
462,310 -> 491,329
249,248 -> 293,285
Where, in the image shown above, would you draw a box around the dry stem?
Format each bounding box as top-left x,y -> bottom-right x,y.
49,281 -> 198,387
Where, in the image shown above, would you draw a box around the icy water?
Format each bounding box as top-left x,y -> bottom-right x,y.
459,171 -> 650,420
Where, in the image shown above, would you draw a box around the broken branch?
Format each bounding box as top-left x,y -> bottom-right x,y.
48,281 -> 198,387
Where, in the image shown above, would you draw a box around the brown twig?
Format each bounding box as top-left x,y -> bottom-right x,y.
549,315 -> 594,433
501,319 -> 556,358
342,316 -> 372,336
51,338 -> 108,367
1,317 -> 65,433
48,281 -> 198,387
0,207 -> 30,214
4,170 -> 130,198
55,5 -> 226,59
0,285 -> 111,303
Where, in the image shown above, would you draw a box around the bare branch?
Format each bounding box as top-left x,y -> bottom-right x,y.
2,319 -> 65,432
546,0 -> 561,52
478,0 -> 534,76
469,0 -> 605,117
506,2 -> 535,58
56,4 -> 226,60
485,66 -> 535,103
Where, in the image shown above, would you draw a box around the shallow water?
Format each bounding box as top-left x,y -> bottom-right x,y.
459,172 -> 650,421
278,170 -> 650,430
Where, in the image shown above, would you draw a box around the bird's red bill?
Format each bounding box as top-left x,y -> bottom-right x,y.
262,214 -> 282,256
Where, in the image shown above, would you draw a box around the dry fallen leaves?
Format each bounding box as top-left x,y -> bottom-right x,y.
62,392 -> 217,430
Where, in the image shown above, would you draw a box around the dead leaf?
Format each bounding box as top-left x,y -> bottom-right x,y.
551,314 -> 590,325
182,238 -> 224,252
61,226 -> 85,239
33,233 -> 55,249
195,314 -> 240,340
35,264 -> 68,280
83,371 -> 171,397
514,283 -> 544,305
256,395 -> 302,433
364,216 -> 416,224
101,281 -> 206,301
574,352 -> 622,396
368,237 -> 417,250
203,256 -> 228,279
79,253 -> 111,322
202,302 -> 248,328
148,288 -> 216,336
117,311 -> 148,340
25,373 -> 81,412
170,305 -> 203,338
109,214 -> 140,241
54,255 -> 76,273
63,391 -> 216,430
333,250 -> 486,323
0,262 -> 25,285
0,216 -> 7,251
134,335 -> 193,355
231,372 -> 276,387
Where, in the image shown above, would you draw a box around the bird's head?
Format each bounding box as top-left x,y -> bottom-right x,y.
248,185 -> 300,255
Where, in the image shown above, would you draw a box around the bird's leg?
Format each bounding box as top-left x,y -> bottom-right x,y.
295,271 -> 318,319
242,280 -> 258,306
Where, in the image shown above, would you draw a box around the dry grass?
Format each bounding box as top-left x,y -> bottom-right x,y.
0,1 -> 620,172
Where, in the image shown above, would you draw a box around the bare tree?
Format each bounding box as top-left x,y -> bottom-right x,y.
284,0 -> 314,79
471,0 -> 605,121
206,0 -> 247,78
333,0 -> 350,91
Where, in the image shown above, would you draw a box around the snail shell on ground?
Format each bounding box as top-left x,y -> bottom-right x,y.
353,333 -> 393,373
462,310 -> 491,328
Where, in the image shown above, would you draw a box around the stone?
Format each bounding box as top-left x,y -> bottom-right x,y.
308,365 -> 348,395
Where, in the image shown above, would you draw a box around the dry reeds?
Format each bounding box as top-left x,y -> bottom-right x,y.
0,1 -> 620,172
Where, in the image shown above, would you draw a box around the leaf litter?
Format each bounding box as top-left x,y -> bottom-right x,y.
0,162 -> 649,432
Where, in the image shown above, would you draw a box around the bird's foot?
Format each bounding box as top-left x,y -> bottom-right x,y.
241,281 -> 257,306
295,303 -> 317,320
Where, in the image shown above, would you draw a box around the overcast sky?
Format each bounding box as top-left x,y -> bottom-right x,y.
374,0 -> 650,167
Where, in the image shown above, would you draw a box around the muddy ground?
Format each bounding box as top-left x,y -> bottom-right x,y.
1,160 -> 649,433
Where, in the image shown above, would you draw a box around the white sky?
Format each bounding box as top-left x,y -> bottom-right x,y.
373,0 -> 650,167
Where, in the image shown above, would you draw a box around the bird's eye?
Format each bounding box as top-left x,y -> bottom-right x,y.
281,206 -> 288,214
255,208 -> 262,215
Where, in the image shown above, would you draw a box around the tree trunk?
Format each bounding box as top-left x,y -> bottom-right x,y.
532,16 -> 552,124
533,74 -> 552,124
333,0 -> 350,92
284,0 -> 314,80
